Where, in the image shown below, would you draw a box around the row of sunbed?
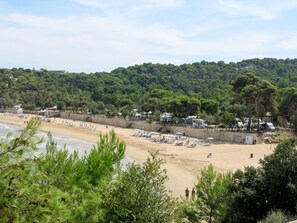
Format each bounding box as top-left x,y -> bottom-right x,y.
133,129 -> 213,148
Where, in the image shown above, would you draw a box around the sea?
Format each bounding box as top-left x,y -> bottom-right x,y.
0,122 -> 133,168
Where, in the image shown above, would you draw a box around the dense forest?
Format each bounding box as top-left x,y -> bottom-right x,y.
1,58 -> 297,128
1,120 -> 297,222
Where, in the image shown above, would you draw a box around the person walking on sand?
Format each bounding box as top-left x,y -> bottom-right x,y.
185,187 -> 190,200
191,188 -> 195,199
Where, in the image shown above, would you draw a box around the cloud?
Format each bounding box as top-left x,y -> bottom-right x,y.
73,0 -> 103,8
278,36 -> 297,50
0,10 -> 294,72
73,0 -> 183,12
214,0 -> 297,20
216,0 -> 275,20
1,13 -> 185,71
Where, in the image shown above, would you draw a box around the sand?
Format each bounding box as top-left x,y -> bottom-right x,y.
0,113 -> 277,198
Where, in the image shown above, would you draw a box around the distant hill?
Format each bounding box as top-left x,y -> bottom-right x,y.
1,58 -> 296,112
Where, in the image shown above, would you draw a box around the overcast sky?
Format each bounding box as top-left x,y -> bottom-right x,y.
1,0 -> 297,72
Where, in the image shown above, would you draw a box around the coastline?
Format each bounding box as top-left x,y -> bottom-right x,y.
0,113 -> 277,198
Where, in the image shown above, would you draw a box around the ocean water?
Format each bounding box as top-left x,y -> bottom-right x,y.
0,122 -> 132,168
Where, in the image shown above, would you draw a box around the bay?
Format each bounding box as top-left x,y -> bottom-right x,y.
0,122 -> 132,168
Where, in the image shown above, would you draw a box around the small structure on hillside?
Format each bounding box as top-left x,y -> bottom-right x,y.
44,106 -> 60,117
134,112 -> 142,120
192,118 -> 208,128
185,116 -> 198,124
13,105 -> 23,114
160,113 -> 173,123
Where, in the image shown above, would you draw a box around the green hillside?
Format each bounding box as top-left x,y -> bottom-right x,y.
1,58 -> 296,121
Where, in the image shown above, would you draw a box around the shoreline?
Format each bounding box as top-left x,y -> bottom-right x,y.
0,113 -> 277,198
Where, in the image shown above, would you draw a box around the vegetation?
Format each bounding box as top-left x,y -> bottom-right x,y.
224,138 -> 297,223
1,57 -> 297,221
176,165 -> 232,223
103,153 -> 175,223
232,72 -> 278,131
257,210 -> 292,223
0,120 -> 175,222
0,58 -> 296,128
278,87 -> 297,132
176,138 -> 297,223
1,120 -> 297,222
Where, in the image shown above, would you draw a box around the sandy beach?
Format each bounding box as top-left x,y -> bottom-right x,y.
0,114 -> 277,198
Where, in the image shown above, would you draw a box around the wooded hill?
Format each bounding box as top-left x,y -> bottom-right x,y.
0,58 -> 296,118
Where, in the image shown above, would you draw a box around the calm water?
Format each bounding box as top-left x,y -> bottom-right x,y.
0,122 -> 132,167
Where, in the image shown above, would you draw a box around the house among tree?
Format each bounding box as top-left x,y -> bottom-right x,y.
44,106 -> 60,117
134,112 -> 142,120
160,113 -> 173,123
14,105 -> 23,114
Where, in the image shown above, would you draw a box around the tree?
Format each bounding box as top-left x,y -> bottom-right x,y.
278,87 -> 297,130
224,138 -> 297,223
232,73 -> 278,131
103,152 -> 175,223
176,165 -> 232,223
221,111 -> 235,128
1,58 -> 296,114
201,99 -> 219,116
0,120 -> 126,222
257,210 -> 292,223
163,94 -> 201,117
223,167 -> 267,223
225,103 -> 247,121
260,138 -> 297,214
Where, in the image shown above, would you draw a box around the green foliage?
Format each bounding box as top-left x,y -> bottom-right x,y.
224,138 -> 297,223
0,122 -> 127,222
278,87 -> 297,121
221,111 -> 235,127
141,90 -> 202,117
201,99 -> 220,116
232,73 -> 278,131
195,165 -> 232,223
85,130 -> 126,185
260,138 -> 297,214
0,122 -> 178,222
1,58 -> 296,120
0,119 -> 41,164
223,167 -> 267,223
175,200 -> 199,223
257,210 -> 291,223
176,165 -> 232,223
103,152 -> 175,223
224,103 -> 247,121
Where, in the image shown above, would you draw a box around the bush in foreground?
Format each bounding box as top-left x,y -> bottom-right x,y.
0,119 -> 175,222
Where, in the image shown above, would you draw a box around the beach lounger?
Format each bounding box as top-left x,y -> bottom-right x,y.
152,137 -> 161,142
175,141 -> 184,146
186,139 -> 199,148
203,137 -> 214,146
196,139 -> 203,144
142,134 -> 151,138
186,142 -> 197,148
166,139 -> 175,144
